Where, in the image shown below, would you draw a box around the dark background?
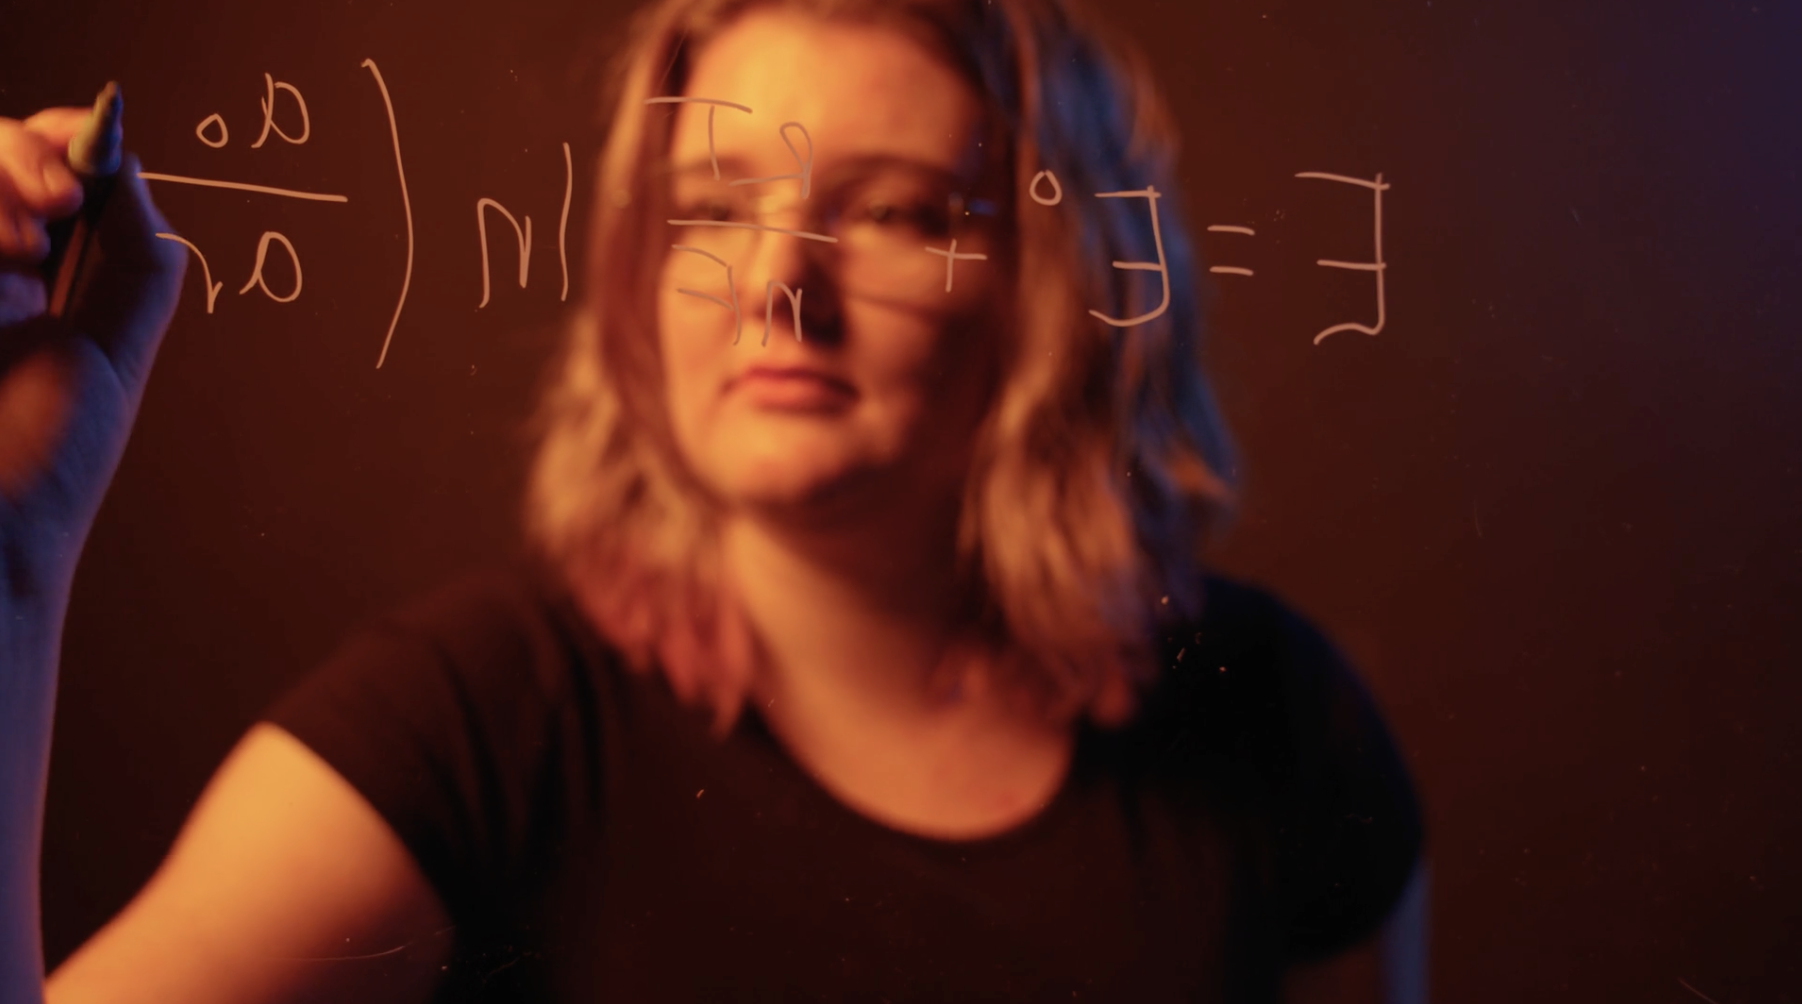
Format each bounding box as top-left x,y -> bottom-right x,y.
4,0 -> 1798,999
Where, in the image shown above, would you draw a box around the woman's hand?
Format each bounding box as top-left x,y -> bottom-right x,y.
0,105 -> 186,595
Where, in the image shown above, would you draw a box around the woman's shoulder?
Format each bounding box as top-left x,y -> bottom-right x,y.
258,553 -> 637,912
262,553 -> 634,777
359,551 -> 617,690
1131,572 -> 1397,793
373,551 -> 578,640
1149,571 -> 1350,706
1178,571 -> 1331,653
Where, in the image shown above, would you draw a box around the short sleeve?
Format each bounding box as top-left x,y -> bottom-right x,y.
1265,601 -> 1427,965
259,565 -> 574,922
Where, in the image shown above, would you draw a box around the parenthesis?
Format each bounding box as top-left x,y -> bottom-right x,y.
363,58 -> 414,369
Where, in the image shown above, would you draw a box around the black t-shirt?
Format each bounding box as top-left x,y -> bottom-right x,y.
262,557 -> 1424,1002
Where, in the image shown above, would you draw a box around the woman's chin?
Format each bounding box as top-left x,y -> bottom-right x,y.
726,471 -> 858,510
711,460 -> 890,523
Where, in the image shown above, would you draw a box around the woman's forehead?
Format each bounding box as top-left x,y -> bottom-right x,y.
672,10 -> 983,169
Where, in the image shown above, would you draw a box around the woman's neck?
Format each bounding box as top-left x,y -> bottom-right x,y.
720,509 -> 1075,841
722,507 -> 972,726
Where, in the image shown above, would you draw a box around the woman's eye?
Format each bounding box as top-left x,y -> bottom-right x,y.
857,198 -> 950,236
674,195 -> 736,221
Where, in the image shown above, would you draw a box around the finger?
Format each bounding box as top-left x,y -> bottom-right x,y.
13,210 -> 49,264
0,117 -> 85,218
0,200 -> 17,256
34,158 -> 83,218
0,269 -> 48,327
0,197 -> 50,263
0,170 -> 55,263
20,106 -> 93,148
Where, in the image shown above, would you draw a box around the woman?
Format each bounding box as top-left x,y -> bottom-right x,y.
0,0 -> 1427,1000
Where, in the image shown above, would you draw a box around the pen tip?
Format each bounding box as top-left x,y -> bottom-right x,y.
69,82 -> 124,178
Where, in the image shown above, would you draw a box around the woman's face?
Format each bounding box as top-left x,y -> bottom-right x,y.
656,9 -> 1006,527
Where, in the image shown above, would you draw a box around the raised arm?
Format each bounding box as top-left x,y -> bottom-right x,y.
0,101 -> 450,1004
0,94 -> 186,1004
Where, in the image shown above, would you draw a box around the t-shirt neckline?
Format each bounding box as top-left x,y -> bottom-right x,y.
734,701 -> 1097,859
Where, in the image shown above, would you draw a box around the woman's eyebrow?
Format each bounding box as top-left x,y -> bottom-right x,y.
833,154 -> 959,176
811,155 -> 968,187
665,156 -> 756,181
663,154 -> 969,189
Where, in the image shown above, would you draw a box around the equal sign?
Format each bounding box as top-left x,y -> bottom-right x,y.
1206,225 -> 1255,276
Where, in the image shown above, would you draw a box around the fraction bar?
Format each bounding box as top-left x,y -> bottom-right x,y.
138,171 -> 349,203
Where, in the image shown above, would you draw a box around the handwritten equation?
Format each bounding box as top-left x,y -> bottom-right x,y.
1212,172 -> 1389,344
139,64 -> 1390,367
140,61 -> 574,369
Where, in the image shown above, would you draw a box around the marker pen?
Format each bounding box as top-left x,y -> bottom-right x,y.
42,81 -> 124,319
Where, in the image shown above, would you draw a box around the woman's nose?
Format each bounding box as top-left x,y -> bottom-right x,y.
744,217 -> 811,287
737,203 -> 839,345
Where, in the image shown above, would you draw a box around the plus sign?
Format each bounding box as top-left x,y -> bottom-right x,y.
925,238 -> 988,293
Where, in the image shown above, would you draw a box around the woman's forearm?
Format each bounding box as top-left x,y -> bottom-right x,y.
0,585 -> 70,1004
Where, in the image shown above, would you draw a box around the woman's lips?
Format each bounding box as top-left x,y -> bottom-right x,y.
731,370 -> 857,409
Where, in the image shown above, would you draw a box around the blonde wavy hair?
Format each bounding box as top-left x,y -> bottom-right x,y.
521,0 -> 1239,734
